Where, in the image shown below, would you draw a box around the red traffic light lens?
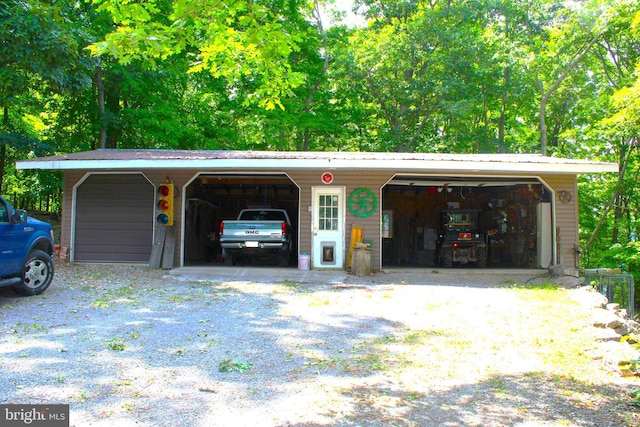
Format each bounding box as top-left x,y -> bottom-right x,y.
159,185 -> 170,196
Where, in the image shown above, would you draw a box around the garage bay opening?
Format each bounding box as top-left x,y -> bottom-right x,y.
382,176 -> 552,269
184,174 -> 299,267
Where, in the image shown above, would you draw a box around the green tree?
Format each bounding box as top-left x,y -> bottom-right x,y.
89,0 -> 312,111
0,0 -> 87,193
572,3 -> 640,281
342,0 -> 569,153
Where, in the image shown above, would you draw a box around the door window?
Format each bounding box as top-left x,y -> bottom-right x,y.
318,195 -> 339,231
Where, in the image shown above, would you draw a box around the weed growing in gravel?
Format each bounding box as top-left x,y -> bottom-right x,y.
304,356 -> 345,372
218,359 -> 253,372
114,379 -> 133,387
511,279 -> 561,291
165,294 -> 193,303
629,389 -> 640,407
91,298 -> 110,308
104,338 -> 126,351
350,352 -> 389,372
489,378 -> 508,397
8,322 -> 48,334
307,296 -> 331,306
274,279 -> 301,294
299,338 -> 395,375
282,279 -> 299,289
92,285 -> 138,308
205,285 -> 240,299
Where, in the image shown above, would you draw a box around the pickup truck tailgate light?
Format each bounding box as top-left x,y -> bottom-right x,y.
281,222 -> 287,236
219,222 -> 224,236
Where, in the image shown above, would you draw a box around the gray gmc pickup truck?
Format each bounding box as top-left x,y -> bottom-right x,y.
218,209 -> 294,266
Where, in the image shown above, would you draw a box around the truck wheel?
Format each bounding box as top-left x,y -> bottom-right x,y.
477,247 -> 487,268
222,249 -> 234,266
441,248 -> 453,268
12,250 -> 54,296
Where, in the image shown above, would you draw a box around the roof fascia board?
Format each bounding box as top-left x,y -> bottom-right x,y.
16,157 -> 618,174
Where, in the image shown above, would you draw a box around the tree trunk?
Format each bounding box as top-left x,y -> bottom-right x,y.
299,0 -> 329,152
0,105 -> 9,194
539,33 -> 600,155
105,77 -> 121,148
583,136 -> 635,253
94,60 -> 107,149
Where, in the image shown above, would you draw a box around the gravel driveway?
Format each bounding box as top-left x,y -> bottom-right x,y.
1,263 -> 639,426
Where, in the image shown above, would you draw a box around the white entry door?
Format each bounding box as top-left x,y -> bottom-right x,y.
311,186 -> 345,269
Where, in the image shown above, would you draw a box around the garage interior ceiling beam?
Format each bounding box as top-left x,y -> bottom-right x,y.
389,176 -> 542,187
198,174 -> 292,184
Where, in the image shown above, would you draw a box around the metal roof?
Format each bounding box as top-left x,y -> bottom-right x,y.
16,149 -> 618,174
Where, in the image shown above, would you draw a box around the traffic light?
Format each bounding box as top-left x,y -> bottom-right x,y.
157,183 -> 174,226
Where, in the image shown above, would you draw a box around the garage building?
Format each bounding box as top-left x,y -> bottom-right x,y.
17,150 -> 617,275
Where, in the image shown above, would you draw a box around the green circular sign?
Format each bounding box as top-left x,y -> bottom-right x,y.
348,188 -> 377,218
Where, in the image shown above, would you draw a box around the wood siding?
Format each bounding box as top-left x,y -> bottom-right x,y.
288,170 -> 394,270
60,169 -> 581,271
540,174 -> 580,271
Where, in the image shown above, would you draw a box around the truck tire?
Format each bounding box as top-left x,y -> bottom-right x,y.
278,250 -> 289,267
441,248 -> 453,268
12,250 -> 54,296
222,249 -> 234,266
477,246 -> 487,268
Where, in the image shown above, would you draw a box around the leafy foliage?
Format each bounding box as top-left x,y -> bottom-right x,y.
3,0 -> 640,287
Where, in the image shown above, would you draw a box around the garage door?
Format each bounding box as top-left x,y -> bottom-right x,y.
74,174 -> 153,262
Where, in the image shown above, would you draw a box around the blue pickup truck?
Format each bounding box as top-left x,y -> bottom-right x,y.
0,196 -> 55,296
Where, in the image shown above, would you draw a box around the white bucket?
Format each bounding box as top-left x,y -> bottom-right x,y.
298,254 -> 310,271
